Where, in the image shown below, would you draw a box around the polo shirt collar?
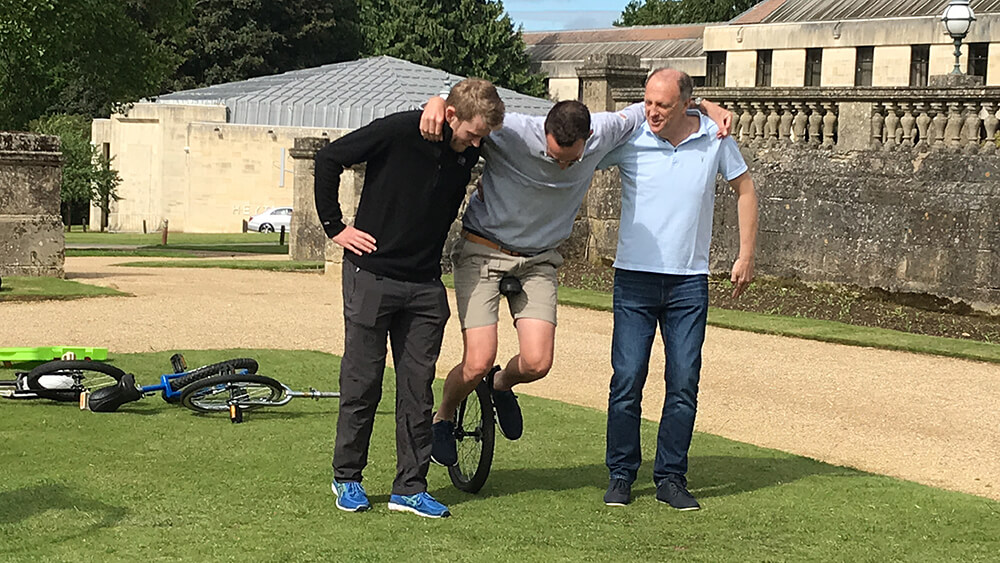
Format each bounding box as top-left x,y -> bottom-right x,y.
642,111 -> 710,148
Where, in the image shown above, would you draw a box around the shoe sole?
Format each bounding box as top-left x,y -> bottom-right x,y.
604,501 -> 629,507
331,482 -> 370,512
430,455 -> 457,467
656,498 -> 700,511
387,502 -> 450,518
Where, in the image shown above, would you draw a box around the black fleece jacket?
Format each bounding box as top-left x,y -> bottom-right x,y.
314,110 -> 479,282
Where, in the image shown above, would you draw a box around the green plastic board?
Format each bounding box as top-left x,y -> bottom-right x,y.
0,346 -> 109,363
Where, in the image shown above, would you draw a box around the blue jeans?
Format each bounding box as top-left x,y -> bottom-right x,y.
606,269 -> 708,485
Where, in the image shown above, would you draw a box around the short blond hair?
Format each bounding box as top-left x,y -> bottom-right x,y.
446,78 -> 505,129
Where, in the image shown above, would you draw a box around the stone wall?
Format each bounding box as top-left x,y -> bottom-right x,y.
0,132 -> 65,278
580,142 -> 1000,312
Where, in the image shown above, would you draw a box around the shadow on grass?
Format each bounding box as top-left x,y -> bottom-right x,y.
439,454 -> 858,506
0,482 -> 127,555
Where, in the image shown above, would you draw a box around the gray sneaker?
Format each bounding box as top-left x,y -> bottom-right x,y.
603,478 -> 631,506
656,474 -> 700,511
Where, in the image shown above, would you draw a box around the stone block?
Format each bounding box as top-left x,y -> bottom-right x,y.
0,132 -> 64,278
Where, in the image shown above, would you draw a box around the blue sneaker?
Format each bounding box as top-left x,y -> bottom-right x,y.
387,491 -> 451,518
332,480 -> 371,512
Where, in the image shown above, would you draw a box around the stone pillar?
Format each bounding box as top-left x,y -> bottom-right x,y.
289,137 -> 329,261
576,54 -> 648,113
0,132 -> 65,277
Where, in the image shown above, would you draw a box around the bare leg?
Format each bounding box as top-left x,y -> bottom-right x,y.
433,324 -> 498,422
493,318 -> 556,391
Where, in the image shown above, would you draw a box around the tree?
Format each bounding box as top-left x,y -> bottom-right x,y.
615,0 -> 759,26
92,154 -> 123,233
360,0 -> 546,98
29,115 -> 94,229
29,114 -> 122,231
167,0 -> 361,91
0,0 -> 191,130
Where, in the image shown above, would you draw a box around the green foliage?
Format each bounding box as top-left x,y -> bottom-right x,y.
29,115 -> 95,226
0,0 -> 190,129
92,154 -> 122,232
360,0 -> 546,98
29,114 -> 122,229
615,0 -> 759,26
167,0 -> 361,91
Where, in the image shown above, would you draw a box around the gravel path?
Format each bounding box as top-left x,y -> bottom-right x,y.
5,256 -> 999,500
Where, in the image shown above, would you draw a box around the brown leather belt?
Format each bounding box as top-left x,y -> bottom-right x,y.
461,229 -> 529,257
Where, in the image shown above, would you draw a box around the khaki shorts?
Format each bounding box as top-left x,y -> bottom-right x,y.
451,237 -> 564,330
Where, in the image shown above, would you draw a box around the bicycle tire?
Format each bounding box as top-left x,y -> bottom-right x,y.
448,379 -> 495,493
163,358 -> 259,403
24,360 -> 126,401
179,373 -> 284,413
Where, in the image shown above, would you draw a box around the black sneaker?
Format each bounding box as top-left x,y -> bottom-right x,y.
656,474 -> 700,511
603,478 -> 632,506
430,417 -> 458,466
487,365 -> 522,440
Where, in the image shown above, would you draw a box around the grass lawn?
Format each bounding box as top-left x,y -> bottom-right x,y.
0,276 -> 127,302
116,259 -> 323,272
66,249 -> 201,258
1,349 -> 997,562
65,232 -> 282,246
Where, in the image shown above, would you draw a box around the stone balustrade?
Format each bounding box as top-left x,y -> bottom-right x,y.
612,86 -> 1000,153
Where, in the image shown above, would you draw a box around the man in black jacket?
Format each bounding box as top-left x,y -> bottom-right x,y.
314,78 -> 504,519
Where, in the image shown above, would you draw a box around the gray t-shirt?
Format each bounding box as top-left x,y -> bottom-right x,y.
462,103 -> 645,254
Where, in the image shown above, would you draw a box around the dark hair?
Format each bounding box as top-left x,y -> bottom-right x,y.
544,101 -> 591,147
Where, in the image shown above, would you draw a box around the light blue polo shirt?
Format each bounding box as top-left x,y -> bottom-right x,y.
599,112 -> 748,275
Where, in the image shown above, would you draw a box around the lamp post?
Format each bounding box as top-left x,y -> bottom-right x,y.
942,0 -> 976,75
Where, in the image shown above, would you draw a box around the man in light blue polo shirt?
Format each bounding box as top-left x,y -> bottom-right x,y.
598,68 -> 758,510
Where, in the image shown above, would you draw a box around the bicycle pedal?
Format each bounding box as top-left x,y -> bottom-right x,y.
79,390 -> 89,410
229,403 -> 244,423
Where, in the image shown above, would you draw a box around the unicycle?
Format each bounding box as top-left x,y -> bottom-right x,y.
447,376 -> 496,493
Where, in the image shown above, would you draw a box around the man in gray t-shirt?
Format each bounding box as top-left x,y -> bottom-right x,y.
419,96 -> 729,467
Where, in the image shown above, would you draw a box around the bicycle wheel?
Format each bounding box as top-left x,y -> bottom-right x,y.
24,360 -> 126,401
448,378 -> 495,493
179,373 -> 284,413
163,358 -> 259,403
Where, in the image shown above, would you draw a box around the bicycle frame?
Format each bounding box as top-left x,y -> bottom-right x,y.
137,370 -> 252,401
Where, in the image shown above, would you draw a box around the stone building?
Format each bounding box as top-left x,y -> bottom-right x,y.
90,56 -> 550,235
526,0 -> 1000,99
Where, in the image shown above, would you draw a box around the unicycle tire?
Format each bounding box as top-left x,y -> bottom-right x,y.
179,373 -> 284,413
24,360 -> 126,401
448,378 -> 495,493
164,358 -> 259,403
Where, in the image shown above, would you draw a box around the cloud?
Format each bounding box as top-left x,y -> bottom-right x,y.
508,10 -> 621,31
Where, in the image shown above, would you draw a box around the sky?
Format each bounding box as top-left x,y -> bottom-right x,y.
504,0 -> 635,32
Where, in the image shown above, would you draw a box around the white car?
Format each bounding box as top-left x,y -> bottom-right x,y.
248,207 -> 292,233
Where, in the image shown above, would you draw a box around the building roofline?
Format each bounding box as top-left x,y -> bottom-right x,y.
523,24 -> 706,45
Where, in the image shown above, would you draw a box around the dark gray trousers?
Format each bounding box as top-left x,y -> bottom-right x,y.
332,262 -> 449,495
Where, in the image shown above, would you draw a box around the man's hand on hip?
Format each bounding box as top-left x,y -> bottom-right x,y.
332,225 -> 377,255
